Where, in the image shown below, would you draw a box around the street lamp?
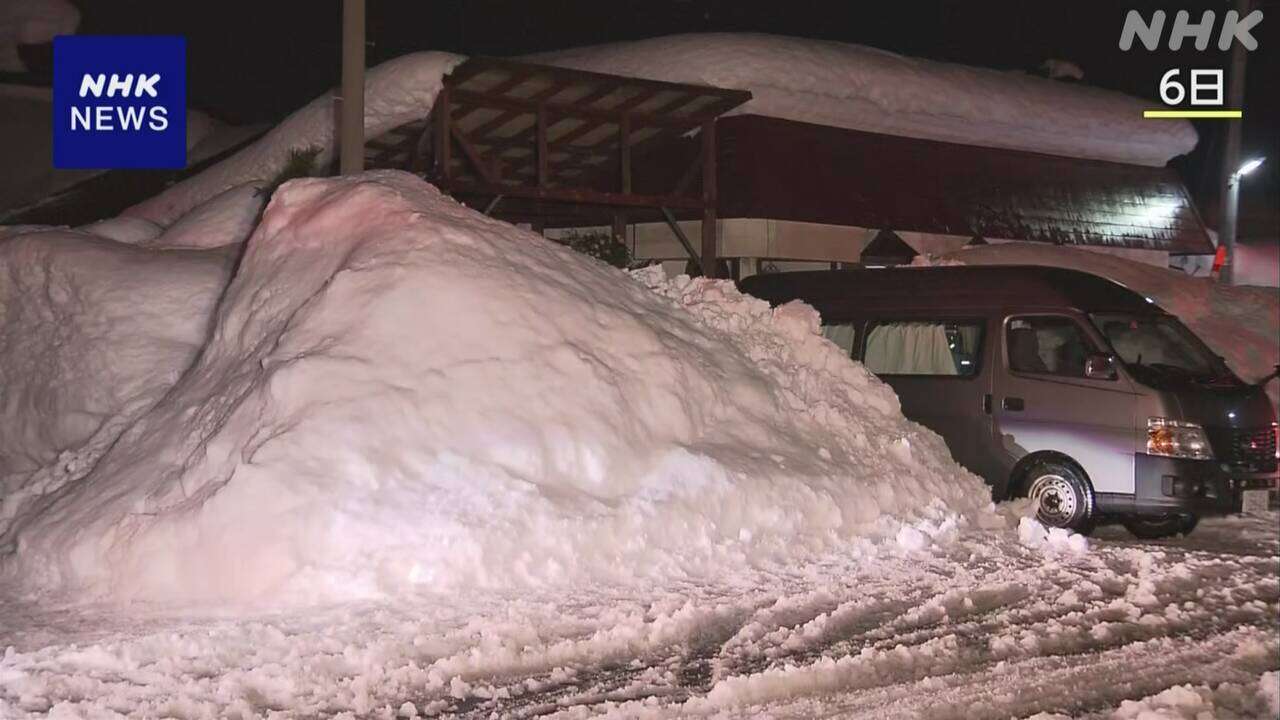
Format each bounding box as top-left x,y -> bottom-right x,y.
1219,156 -> 1265,285
1235,157 -> 1265,178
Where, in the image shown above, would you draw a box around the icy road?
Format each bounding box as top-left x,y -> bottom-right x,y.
2,513 -> 1276,719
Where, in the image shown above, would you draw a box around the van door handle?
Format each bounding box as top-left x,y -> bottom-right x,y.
983,394 -> 993,414
1002,397 -> 1025,411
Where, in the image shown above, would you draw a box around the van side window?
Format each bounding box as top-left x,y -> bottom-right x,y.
862,321 -> 983,377
821,323 -> 858,357
1006,316 -> 1094,377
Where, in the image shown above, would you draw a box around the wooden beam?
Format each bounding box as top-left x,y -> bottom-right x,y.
660,207 -> 702,271
466,80 -> 627,154
700,119 -> 718,278
437,181 -> 705,210
451,125 -> 500,184
537,88 -> 661,153
453,68 -> 537,122
450,88 -> 696,130
452,56 -> 752,106
466,79 -> 572,139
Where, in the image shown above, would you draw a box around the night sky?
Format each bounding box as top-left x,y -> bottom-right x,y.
5,0 -> 1277,226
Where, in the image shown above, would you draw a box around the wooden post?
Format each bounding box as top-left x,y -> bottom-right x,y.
536,106 -> 549,187
338,0 -> 366,175
619,115 -> 632,194
700,119 -> 718,278
612,211 -> 627,246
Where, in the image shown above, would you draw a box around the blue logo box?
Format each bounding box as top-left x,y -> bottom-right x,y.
53,35 -> 186,169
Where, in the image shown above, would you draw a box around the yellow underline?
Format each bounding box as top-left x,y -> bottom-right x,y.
1144,109 -> 1243,119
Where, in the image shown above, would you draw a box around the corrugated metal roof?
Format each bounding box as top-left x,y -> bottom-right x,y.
713,115 -> 1212,254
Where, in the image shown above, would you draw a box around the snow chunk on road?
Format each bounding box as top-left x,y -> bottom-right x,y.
1017,517 -> 1089,555
1,171 -> 992,605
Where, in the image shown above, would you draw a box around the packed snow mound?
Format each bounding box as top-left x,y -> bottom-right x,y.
144,182 -> 267,249
126,52 -> 464,225
945,242 -> 1280,412
0,230 -> 235,541
2,171 -> 994,604
533,33 -> 1197,166
77,216 -> 163,245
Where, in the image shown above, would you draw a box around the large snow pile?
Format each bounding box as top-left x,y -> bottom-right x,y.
1,171 -> 993,605
534,33 -> 1196,167
0,231 -> 235,478
944,242 -> 1280,411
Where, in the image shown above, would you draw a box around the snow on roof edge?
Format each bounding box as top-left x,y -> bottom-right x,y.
530,33 -> 1198,167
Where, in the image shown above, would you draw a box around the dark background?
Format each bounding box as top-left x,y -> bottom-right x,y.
4,0 -> 1277,229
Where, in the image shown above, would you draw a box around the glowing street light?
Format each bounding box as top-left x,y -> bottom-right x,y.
1220,155 -> 1266,285
1235,157 -> 1265,178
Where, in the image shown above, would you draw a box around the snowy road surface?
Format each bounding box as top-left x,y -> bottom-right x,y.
2,513 -> 1276,719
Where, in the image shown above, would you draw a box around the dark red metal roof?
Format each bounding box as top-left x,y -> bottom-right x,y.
713,115 -> 1212,255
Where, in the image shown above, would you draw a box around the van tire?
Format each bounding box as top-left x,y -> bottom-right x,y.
1123,513 -> 1198,540
1019,459 -> 1095,532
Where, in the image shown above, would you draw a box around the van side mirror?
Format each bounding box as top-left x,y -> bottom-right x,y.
1084,353 -> 1118,381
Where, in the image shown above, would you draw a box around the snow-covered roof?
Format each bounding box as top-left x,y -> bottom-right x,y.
129,34 -> 1198,227
532,33 -> 1198,167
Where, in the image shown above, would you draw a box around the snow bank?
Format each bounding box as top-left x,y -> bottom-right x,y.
125,52 -> 464,225
0,230 -> 236,533
944,242 -> 1280,412
1,171 -> 993,605
144,182 -> 267,249
77,216 -> 163,245
534,33 -> 1197,167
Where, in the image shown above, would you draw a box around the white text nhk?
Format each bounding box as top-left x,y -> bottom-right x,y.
70,73 -> 169,132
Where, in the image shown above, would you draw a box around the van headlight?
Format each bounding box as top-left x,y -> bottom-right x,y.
1147,418 -> 1213,460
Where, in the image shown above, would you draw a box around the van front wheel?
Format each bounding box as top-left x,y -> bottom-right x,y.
1123,514 -> 1198,539
1022,460 -> 1095,532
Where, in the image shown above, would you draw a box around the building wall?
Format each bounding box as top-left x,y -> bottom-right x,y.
611,219 -> 1171,270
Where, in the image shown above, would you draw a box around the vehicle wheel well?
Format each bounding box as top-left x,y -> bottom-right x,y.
1008,451 -> 1095,498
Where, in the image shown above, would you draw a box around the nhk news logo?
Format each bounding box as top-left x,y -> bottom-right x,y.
53,36 -> 186,169
1119,8 -> 1263,119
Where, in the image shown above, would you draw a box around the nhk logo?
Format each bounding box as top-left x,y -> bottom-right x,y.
53,36 -> 186,169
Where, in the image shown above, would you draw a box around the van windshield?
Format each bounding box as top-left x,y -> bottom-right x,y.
1090,313 -> 1230,383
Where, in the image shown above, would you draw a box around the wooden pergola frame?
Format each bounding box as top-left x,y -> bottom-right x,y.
365,57 -> 750,276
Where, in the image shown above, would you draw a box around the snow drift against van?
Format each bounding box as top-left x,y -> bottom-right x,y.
1,171 -> 993,604
945,242 -> 1280,412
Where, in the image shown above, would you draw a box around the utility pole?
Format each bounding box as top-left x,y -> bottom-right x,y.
1217,0 -> 1250,285
339,0 -> 366,175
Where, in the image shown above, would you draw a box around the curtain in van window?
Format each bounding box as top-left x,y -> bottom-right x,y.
821,324 -> 857,357
864,322 -> 958,375
955,324 -> 981,360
